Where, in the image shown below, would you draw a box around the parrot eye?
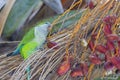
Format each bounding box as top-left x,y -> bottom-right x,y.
45,22 -> 51,27
45,22 -> 50,24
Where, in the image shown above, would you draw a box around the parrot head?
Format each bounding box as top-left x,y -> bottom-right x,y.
43,0 -> 64,14
34,22 -> 51,39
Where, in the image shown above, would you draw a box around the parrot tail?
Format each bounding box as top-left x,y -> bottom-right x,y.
6,44 -> 24,57
6,47 -> 20,57
6,52 -> 14,57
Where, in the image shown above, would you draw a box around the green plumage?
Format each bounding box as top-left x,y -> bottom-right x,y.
17,27 -> 37,59
17,28 -> 34,48
20,41 -> 38,59
7,22 -> 50,59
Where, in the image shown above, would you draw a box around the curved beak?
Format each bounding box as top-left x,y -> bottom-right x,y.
43,0 -> 64,14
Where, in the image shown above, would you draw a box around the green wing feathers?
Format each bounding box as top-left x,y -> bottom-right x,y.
20,41 -> 38,59
18,28 -> 35,48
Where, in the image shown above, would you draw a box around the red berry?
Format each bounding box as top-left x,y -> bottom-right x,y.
103,15 -> 117,25
88,40 -> 94,51
47,41 -> 59,49
95,44 -> 107,54
107,34 -> 119,42
118,39 -> 120,46
80,62 -> 88,75
89,53 -> 102,65
88,1 -> 95,9
111,56 -> 120,69
106,40 -> 115,52
57,60 -> 70,76
103,24 -> 112,36
91,33 -> 97,40
70,68 -> 84,77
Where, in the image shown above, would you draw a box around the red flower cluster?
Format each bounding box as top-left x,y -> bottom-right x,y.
57,56 -> 89,77
88,15 -> 120,72
57,56 -> 71,76
70,62 -> 88,77
103,15 -> 117,26
89,53 -> 102,65
56,15 -> 119,77
57,59 -> 70,76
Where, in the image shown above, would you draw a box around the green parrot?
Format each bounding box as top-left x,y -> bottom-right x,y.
7,22 -> 50,59
6,10 -> 85,57
7,22 -> 51,80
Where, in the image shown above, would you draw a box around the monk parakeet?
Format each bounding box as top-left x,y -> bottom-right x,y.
7,22 -> 51,59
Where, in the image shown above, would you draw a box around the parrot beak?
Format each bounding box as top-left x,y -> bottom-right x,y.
45,22 -> 51,31
43,0 -> 64,14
